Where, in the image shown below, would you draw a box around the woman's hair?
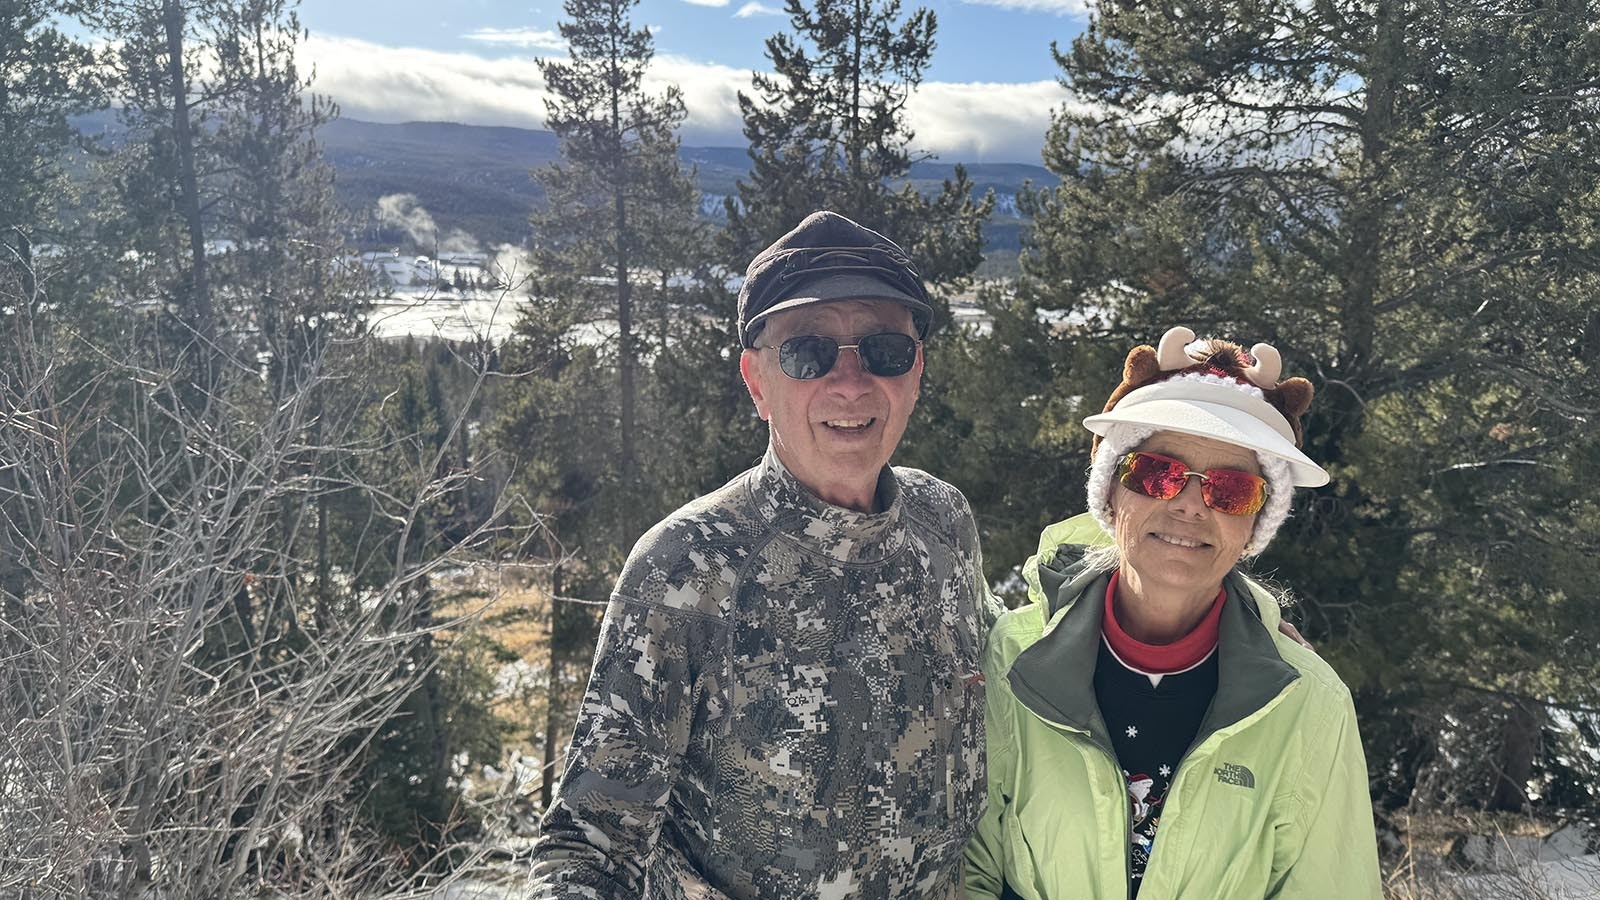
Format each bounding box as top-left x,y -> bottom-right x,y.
1081,543 -> 1121,575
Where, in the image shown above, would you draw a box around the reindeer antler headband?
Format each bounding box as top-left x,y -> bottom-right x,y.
1084,326 -> 1329,488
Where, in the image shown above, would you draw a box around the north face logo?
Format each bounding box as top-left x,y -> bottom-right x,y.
1215,763 -> 1256,789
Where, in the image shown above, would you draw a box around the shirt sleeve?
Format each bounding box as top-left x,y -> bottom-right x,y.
527,595 -> 724,899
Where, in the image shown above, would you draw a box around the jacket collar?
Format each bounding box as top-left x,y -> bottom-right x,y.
748,447 -> 906,564
1007,544 -> 1299,753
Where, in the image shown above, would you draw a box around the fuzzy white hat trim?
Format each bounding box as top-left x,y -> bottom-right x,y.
1088,374 -> 1296,557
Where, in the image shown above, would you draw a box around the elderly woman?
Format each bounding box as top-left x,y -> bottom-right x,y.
963,328 -> 1382,899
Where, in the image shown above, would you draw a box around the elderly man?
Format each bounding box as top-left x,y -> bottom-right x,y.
527,211 -> 997,898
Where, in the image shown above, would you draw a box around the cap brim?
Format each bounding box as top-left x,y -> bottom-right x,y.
745,273 -> 932,338
1084,390 -> 1330,488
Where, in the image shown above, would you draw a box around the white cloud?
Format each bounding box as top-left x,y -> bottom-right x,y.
680,0 -> 732,6
461,27 -> 566,51
302,34 -> 1062,161
961,0 -> 1088,14
735,2 -> 783,16
305,35 -> 553,130
905,80 -> 1078,161
651,53 -> 751,144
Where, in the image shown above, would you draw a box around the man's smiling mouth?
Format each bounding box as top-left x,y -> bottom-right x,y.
822,418 -> 875,432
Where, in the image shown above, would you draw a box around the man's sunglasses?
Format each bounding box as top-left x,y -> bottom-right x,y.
1116,451 -> 1269,516
760,332 -> 921,380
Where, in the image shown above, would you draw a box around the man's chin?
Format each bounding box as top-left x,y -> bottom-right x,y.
812,450 -> 891,489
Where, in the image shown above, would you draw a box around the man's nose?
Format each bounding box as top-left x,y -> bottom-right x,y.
824,347 -> 874,396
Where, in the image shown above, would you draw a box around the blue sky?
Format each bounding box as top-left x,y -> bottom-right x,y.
294,0 -> 1093,162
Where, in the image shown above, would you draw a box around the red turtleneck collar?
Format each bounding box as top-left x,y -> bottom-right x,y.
1102,570 -> 1226,674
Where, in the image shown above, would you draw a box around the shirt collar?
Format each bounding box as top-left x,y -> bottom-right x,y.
749,446 -> 906,563
1101,570 -> 1227,674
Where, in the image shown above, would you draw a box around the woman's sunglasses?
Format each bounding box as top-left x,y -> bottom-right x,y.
1116,451 -> 1269,516
761,333 -> 921,380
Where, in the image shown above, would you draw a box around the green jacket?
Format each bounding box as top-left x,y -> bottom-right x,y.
963,515 -> 1382,899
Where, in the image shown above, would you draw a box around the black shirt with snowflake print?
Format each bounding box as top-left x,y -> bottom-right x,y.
1093,637 -> 1219,896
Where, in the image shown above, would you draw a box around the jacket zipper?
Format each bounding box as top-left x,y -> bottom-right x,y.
1134,678 -> 1304,896
1020,675 -> 1305,900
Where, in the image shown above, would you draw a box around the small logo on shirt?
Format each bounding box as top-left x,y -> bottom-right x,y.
1215,762 -> 1256,789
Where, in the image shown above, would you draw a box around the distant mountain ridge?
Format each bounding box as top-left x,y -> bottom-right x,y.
320,118 -> 1055,252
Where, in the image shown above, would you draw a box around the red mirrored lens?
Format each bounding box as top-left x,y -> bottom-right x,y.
1118,452 -> 1189,500
1117,451 -> 1268,516
1200,468 -> 1268,515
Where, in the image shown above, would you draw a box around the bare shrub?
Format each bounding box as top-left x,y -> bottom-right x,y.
0,265 -> 527,898
1384,814 -> 1600,900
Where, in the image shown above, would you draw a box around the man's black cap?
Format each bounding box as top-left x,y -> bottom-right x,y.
737,211 -> 933,348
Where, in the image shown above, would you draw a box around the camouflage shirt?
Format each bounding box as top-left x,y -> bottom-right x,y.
528,449 -> 999,899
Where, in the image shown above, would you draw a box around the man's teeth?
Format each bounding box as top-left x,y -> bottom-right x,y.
1153,533 -> 1205,548
825,419 -> 872,428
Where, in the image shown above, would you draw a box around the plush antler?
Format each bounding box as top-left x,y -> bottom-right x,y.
1156,326 -> 1196,371
1242,343 -> 1282,388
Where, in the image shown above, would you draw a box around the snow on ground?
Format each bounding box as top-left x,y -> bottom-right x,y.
365,291 -> 531,343
433,879 -> 525,899
1456,854 -> 1600,897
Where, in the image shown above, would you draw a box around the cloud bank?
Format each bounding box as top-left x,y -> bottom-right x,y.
960,0 -> 1088,14
462,27 -> 567,51
303,34 -> 1066,162
734,2 -> 784,17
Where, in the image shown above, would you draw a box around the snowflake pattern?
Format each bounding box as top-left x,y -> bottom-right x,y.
1125,725 -> 1139,738
1159,764 -> 1172,778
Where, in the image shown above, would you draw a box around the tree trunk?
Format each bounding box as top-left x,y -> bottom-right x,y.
1327,0 -> 1404,458
162,0 -> 216,362
315,489 -> 330,630
12,227 -> 37,314
1487,698 -> 1541,812
611,74 -> 638,510
850,0 -> 864,215
541,566 -> 565,810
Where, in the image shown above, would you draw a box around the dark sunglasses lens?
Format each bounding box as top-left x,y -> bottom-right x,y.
1119,452 -> 1187,500
1201,469 -> 1268,516
778,335 -> 840,379
857,333 -> 919,377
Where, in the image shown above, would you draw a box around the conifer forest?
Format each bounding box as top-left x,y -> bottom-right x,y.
2,0 -> 1598,896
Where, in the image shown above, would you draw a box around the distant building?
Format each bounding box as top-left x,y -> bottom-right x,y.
437,252 -> 488,268
358,250 -> 427,288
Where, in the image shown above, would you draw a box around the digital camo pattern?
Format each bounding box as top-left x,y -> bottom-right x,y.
527,448 -> 1001,899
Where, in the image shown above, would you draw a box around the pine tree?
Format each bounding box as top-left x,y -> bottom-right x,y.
208,0 -> 354,386
1024,0 -> 1600,815
527,0 -> 700,500
498,0 -> 713,803
726,0 -> 992,287
87,0 -> 224,365
0,1 -> 101,304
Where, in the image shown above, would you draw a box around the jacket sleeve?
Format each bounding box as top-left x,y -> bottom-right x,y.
1268,686 -> 1383,899
962,631 -> 1016,899
527,596 -> 726,899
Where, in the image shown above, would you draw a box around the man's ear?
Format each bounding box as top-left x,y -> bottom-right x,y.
739,349 -> 770,421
